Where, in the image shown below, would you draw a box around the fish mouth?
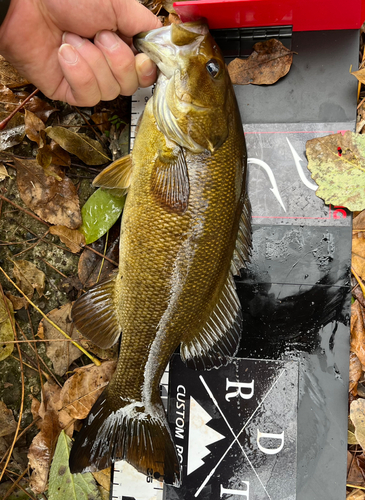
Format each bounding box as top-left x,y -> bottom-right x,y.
134,26 -> 178,79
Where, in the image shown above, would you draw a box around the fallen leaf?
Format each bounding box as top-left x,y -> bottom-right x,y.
0,294 -> 14,362
0,163 -> 9,181
348,451 -> 365,487
0,401 -> 17,437
50,226 -> 85,253
0,56 -> 29,87
14,157 -> 82,229
60,361 -> 116,419
347,489 -> 365,499
28,408 -> 61,494
349,429 -> 359,445
353,235 -> 365,284
38,302 -> 82,376
92,468 -> 111,491
79,188 -> 125,244
0,114 -> 25,150
354,210 -> 365,231
49,140 -> 71,167
15,90 -> 58,123
46,126 -> 110,165
228,39 -> 293,85
91,112 -> 111,134
12,260 -> 45,299
351,399 -> 365,450
306,131 -> 365,211
49,430 -> 102,500
24,109 -> 45,145
351,301 -> 365,366
350,352 -> 363,395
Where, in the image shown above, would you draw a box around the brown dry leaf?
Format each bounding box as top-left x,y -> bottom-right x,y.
78,232 -> 119,287
92,468 -> 111,491
228,39 -> 293,85
351,399 -> 365,450
49,225 -> 85,253
0,401 -> 17,437
38,302 -> 82,376
14,157 -> 82,229
0,163 -> 9,181
28,381 -> 73,495
350,352 -> 363,395
91,112 -> 111,134
12,259 -> 45,299
49,140 -> 71,167
0,56 -> 28,87
60,360 -> 116,419
347,490 -> 365,499
28,409 -> 60,494
24,109 -> 45,145
353,233 -> 365,282
15,91 -> 58,123
351,301 -> 365,366
348,451 -> 365,487
46,126 -> 110,165
354,210 -> 365,231
5,291 -> 28,310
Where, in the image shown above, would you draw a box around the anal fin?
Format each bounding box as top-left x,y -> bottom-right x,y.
71,274 -> 122,349
180,273 -> 242,370
93,154 -> 133,197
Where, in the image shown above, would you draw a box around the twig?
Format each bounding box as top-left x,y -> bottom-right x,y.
12,228 -> 50,258
3,467 -> 35,500
72,106 -> 103,142
0,285 -> 25,484
352,267 -> 365,297
0,88 -> 39,131
40,258 -> 68,278
0,266 -> 101,366
0,193 -> 48,226
0,416 -> 41,468
96,230 -> 109,284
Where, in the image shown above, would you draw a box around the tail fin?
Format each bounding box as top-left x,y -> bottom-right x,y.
69,389 -> 181,486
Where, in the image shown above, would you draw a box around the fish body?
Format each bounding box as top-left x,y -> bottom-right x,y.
69,22 -> 250,486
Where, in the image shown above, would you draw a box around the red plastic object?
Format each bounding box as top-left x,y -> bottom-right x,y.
174,0 -> 364,31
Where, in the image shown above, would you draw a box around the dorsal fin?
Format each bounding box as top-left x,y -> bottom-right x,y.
71,273 -> 122,349
93,154 -> 133,197
180,273 -> 242,370
151,146 -> 189,214
231,194 -> 251,276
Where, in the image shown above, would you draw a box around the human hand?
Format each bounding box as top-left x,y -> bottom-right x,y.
0,0 -> 161,106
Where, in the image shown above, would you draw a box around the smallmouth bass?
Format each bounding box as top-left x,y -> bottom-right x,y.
69,22 -> 250,486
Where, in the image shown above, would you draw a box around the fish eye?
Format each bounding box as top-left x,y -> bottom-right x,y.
206,59 -> 220,78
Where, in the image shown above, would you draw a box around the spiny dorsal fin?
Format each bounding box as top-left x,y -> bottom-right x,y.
151,147 -> 189,214
231,194 -> 252,276
180,273 -> 242,370
71,273 -> 122,349
93,154 -> 133,197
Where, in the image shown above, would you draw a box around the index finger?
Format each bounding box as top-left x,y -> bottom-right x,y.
111,0 -> 162,38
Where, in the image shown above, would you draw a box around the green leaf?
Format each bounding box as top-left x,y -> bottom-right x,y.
0,295 -> 14,362
45,126 -> 111,165
48,430 -> 101,500
79,188 -> 125,244
306,131 -> 365,211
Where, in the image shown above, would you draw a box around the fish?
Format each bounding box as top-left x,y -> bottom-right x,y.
68,21 -> 251,486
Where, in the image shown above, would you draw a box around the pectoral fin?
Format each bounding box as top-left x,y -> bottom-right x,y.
71,273 -> 122,349
180,273 -> 242,370
151,147 -> 189,214
93,154 -> 133,196
231,194 -> 252,276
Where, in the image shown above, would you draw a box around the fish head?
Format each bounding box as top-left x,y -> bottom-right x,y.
134,22 -> 232,154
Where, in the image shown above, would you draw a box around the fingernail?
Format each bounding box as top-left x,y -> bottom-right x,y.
96,31 -> 120,50
62,32 -> 85,48
139,55 -> 155,77
59,44 -> 78,64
